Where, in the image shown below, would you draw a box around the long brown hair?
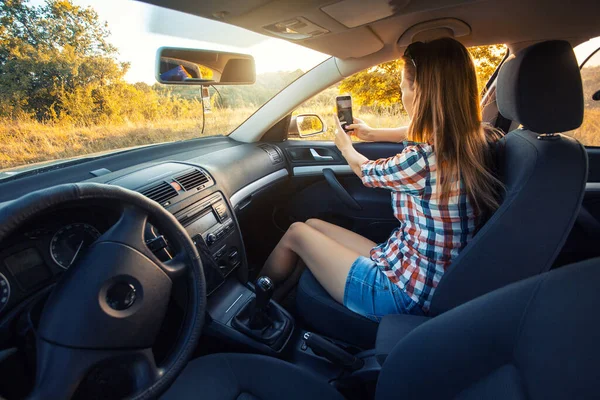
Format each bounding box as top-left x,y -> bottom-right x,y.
403,37 -> 502,215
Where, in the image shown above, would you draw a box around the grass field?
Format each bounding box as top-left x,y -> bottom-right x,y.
1,106 -> 598,171
0,108 -> 253,170
564,108 -> 600,147
0,105 -> 411,170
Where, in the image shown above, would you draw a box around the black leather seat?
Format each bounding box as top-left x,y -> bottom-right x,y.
296,40 -> 587,348
165,256 -> 600,399
163,352 -> 345,400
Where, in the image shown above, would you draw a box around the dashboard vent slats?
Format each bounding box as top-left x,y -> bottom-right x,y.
174,169 -> 209,191
141,182 -> 178,206
259,144 -> 283,165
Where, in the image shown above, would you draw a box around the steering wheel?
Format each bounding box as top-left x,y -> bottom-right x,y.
0,183 -> 206,399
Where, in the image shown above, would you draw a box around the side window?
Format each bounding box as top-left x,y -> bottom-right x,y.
565,43 -> 600,146
288,44 -> 506,141
288,82 -> 407,142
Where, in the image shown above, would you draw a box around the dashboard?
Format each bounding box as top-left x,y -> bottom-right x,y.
0,137 -> 290,319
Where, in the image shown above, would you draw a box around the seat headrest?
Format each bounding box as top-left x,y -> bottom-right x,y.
497,40 -> 583,133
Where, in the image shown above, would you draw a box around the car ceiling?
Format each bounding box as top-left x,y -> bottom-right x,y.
139,0 -> 600,59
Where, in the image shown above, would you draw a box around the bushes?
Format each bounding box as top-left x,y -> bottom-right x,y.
0,81 -> 206,127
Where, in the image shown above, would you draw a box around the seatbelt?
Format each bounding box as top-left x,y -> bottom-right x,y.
494,112 -> 513,134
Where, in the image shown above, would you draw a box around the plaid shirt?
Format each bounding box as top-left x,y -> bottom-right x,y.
360,141 -> 478,312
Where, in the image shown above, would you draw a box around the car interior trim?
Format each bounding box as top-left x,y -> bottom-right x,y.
293,165 -> 352,176
225,293 -> 245,314
585,182 -> 600,192
230,169 -> 289,208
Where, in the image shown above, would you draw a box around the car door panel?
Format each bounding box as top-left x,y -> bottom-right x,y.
274,140 -> 405,243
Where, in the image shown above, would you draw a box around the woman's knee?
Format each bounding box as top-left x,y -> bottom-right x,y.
285,221 -> 311,248
305,218 -> 323,229
287,221 -> 308,237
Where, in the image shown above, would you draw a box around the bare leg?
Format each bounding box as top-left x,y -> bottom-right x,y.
261,227 -> 301,284
262,222 -> 362,303
262,218 -> 376,301
305,218 -> 376,257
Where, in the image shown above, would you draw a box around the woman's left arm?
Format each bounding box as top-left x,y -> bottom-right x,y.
334,117 -> 429,194
334,117 -> 368,177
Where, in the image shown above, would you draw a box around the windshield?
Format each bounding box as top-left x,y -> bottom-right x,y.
0,0 -> 328,174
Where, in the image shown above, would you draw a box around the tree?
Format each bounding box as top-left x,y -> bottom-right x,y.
468,44 -> 507,91
338,44 -> 507,113
0,0 -> 127,121
339,60 -> 404,112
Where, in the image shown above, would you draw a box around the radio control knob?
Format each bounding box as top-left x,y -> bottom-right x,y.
206,233 -> 217,245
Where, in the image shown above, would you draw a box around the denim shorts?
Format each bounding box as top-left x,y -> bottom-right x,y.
343,256 -> 424,322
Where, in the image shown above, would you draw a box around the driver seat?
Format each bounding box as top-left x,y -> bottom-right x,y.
295,39 -> 587,347
163,256 -> 600,399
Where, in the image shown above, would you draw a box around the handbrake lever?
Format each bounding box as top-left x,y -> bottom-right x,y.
304,332 -> 364,371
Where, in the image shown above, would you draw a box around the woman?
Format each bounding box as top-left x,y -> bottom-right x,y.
261,38 -> 501,319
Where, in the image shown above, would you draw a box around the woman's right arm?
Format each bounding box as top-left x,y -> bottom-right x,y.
346,118 -> 408,142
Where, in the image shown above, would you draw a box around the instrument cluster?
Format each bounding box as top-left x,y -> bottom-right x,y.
0,206 -> 118,315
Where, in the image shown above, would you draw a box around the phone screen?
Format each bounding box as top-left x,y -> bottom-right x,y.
336,96 -> 353,131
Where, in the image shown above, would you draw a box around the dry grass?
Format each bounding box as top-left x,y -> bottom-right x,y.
2,106 -> 598,171
292,105 -> 410,141
0,108 -> 254,170
564,108 -> 600,147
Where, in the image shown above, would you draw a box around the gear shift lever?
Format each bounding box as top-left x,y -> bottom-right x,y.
232,275 -> 292,348
250,276 -> 274,328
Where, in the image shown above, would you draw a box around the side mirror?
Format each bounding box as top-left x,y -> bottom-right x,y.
156,47 -> 256,85
289,114 -> 327,138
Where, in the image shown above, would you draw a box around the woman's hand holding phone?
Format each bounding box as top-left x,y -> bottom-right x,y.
345,118 -> 374,141
334,116 -> 368,177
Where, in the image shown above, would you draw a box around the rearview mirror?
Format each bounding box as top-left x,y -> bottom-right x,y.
289,114 -> 327,138
156,47 -> 256,85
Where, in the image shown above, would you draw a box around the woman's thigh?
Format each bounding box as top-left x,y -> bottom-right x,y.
285,222 -> 362,304
305,218 -> 376,258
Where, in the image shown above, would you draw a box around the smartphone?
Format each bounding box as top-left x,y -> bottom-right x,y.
336,95 -> 353,132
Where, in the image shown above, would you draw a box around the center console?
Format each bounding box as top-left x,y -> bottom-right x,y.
205,277 -> 295,355
174,192 -> 242,295
174,190 -> 294,355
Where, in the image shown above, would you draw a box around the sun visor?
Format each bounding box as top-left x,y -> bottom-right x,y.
302,27 -> 384,59
321,0 -> 397,28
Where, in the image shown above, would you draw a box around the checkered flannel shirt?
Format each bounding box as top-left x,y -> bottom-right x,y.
360,141 -> 478,312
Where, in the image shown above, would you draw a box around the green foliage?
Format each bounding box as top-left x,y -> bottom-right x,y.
0,0 -> 129,121
468,44 -> 507,91
339,60 -> 404,112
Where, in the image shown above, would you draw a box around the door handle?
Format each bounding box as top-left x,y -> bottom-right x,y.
323,168 -> 362,210
310,148 -> 333,161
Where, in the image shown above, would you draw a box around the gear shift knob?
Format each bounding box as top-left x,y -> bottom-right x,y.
254,276 -> 274,312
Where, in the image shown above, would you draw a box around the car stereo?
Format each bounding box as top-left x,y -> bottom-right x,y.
175,192 -> 242,294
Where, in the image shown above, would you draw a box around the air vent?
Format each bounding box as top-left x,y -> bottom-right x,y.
259,144 -> 283,164
141,181 -> 178,206
174,169 -> 209,191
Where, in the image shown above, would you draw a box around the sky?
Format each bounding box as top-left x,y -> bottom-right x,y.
34,0 -> 330,83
